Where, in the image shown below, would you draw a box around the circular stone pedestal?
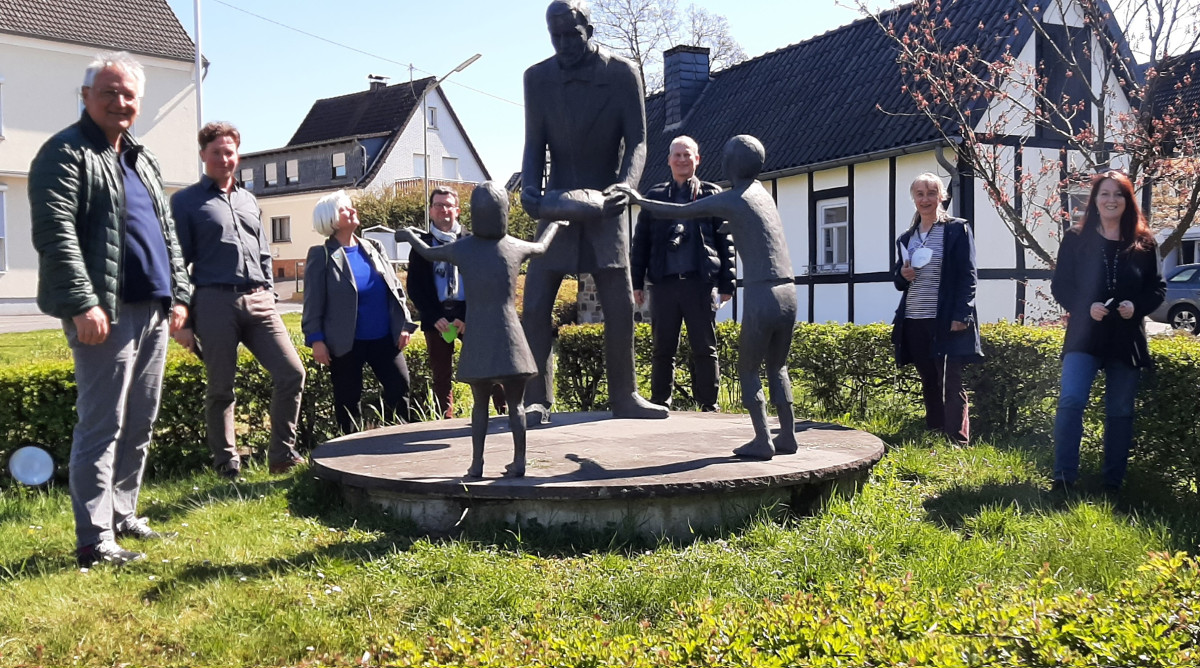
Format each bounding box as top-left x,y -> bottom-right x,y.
311,412 -> 884,541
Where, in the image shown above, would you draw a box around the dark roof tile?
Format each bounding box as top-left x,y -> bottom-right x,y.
288,78 -> 434,146
0,0 -> 194,62
641,0 -> 1027,187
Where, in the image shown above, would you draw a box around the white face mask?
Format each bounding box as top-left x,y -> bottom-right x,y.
911,247 -> 933,269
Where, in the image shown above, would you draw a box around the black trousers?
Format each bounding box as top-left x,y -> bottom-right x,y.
902,318 -> 969,444
649,278 -> 720,410
329,337 -> 412,434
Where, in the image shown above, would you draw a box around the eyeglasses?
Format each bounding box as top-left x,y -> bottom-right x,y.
88,89 -> 140,103
431,202 -> 457,209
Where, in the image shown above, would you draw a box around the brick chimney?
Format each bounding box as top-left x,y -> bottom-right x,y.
663,45 -> 710,128
368,74 -> 389,91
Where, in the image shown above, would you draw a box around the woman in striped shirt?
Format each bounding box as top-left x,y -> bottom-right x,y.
891,173 -> 983,445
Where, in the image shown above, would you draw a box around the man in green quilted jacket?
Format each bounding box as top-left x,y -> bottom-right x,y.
28,52 -> 192,568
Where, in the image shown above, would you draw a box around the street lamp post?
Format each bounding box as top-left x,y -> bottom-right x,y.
420,53 -> 482,229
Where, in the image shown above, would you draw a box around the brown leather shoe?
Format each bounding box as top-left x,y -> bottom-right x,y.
268,455 -> 305,474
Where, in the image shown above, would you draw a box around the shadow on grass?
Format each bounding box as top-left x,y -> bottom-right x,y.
922,482 -> 1067,529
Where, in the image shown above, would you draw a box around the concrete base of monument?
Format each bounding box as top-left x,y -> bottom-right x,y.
310,411 -> 885,541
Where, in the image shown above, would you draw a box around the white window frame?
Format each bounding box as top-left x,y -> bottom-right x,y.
816,197 -> 849,273
271,216 -> 291,243
285,159 -> 299,185
0,183 -> 8,272
413,153 -> 427,177
427,106 -> 438,129
0,76 -> 6,140
265,163 -> 278,187
240,167 -> 254,191
332,152 -> 347,178
441,156 -> 459,180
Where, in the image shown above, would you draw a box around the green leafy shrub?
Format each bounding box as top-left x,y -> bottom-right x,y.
6,321 -> 1200,493
379,551 -> 1200,667
1136,335 -> 1200,495
964,322 -> 1063,436
789,322 -> 905,416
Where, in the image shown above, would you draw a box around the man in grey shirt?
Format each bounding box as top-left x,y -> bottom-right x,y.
172,122 -> 305,480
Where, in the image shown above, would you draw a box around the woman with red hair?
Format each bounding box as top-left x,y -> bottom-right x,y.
1050,170 -> 1164,496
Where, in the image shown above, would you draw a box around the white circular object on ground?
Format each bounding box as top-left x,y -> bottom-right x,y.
8,446 -> 54,486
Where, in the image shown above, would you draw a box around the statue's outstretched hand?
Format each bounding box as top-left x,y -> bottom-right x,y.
395,227 -> 421,244
608,183 -> 643,205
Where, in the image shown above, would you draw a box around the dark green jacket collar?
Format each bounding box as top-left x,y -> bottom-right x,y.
75,111 -> 142,155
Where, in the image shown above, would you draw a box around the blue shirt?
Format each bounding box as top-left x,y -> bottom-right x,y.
119,150 -> 172,304
345,244 -> 390,341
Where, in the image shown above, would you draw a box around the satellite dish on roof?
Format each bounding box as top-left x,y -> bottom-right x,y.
8,445 -> 55,486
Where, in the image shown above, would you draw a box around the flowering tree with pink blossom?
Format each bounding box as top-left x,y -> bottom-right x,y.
861,0 -> 1199,267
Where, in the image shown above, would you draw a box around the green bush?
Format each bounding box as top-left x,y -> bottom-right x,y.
790,322 -> 906,416
1137,335 -> 1200,496
0,334 -> 466,481
380,550 -> 1200,667
6,321 -> 1200,495
964,322 -> 1063,436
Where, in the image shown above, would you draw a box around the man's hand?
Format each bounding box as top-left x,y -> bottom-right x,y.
173,327 -> 197,354
950,320 -> 968,332
72,306 -> 110,345
608,183 -> 643,206
434,317 -> 450,333
453,319 -> 465,335
312,341 -> 331,365
169,304 -> 188,334
397,331 -> 411,350
900,260 -> 916,281
719,293 -> 732,304
633,290 -> 645,307
1118,300 -> 1135,320
1090,302 -> 1109,321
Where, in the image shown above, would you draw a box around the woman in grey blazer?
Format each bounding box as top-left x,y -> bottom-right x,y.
302,190 -> 417,433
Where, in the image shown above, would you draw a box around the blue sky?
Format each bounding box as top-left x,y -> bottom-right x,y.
165,1 -> 877,180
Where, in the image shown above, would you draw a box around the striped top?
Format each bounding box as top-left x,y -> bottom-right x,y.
904,223 -> 945,319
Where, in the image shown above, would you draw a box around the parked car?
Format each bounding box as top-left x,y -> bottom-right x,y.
1149,263 -> 1200,334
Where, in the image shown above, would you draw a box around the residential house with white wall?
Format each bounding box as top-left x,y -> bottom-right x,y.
633,0 -> 1139,326
0,0 -> 200,313
238,77 -> 490,280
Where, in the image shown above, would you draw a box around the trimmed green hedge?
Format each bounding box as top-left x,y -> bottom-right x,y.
0,334 -> 471,479
4,322 -> 1200,495
379,551 -> 1200,666
555,321 -> 1200,496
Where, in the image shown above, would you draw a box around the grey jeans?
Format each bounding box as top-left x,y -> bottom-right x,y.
66,300 -> 168,548
193,287 -> 305,470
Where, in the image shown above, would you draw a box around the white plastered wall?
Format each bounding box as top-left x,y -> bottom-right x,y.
371,88 -> 487,189
0,35 -> 198,305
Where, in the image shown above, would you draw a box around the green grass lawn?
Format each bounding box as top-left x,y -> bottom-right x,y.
0,313 -> 306,369
1,410 -> 1193,667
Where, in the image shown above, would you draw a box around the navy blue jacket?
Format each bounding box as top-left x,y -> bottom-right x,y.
891,218 -> 983,366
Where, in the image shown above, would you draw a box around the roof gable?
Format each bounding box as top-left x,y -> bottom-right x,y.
288,78 -> 434,146
0,0 -> 195,62
641,0 -> 1031,186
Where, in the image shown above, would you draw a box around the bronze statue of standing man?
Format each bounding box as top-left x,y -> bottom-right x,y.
520,0 -> 667,423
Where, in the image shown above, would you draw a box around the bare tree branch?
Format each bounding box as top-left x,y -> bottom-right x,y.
591,0 -> 748,91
